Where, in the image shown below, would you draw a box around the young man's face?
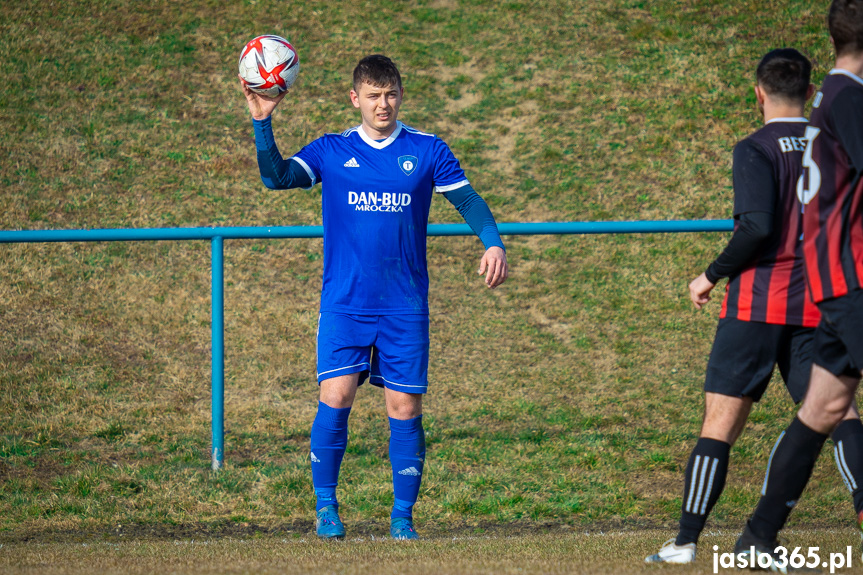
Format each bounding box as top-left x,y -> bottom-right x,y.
350,81 -> 403,139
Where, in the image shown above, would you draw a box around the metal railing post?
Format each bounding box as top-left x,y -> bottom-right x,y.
211,236 -> 225,471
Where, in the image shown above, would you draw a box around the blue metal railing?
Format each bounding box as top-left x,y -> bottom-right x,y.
0,219 -> 733,469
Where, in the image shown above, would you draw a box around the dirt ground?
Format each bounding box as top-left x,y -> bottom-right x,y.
2,523 -> 862,575
2,518 -> 641,544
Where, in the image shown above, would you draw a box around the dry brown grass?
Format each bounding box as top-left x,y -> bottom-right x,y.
2,529 -> 861,575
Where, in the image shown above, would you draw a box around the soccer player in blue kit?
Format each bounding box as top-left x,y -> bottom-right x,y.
240,54 -> 508,540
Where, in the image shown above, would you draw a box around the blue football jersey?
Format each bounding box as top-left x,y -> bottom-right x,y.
291,121 -> 469,315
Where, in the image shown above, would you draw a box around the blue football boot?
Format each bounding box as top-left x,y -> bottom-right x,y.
390,517 -> 419,540
315,505 -> 345,540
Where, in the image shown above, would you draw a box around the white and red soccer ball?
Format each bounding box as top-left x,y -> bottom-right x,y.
238,35 -> 300,97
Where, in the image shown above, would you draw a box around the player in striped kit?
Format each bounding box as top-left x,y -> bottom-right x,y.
737,0 -> 863,566
647,48 -> 863,564
241,54 -> 508,540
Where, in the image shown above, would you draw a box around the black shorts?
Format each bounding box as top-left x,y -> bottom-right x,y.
704,317 -> 815,403
813,289 -> 863,379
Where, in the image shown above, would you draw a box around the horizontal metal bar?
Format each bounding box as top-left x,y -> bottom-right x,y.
0,226 -> 324,243
431,220 -> 734,236
0,220 -> 733,244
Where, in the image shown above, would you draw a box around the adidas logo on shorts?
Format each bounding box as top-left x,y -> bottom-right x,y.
310,452 -> 321,463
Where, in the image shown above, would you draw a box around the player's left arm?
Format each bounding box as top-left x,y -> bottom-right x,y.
832,88 -> 863,171
253,117 -> 315,189
442,185 -> 508,289
690,139 -> 776,309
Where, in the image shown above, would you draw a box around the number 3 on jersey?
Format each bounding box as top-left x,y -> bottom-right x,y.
796,126 -> 821,205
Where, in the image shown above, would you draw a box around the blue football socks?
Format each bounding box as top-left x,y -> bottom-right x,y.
310,402 -> 352,511
389,415 -> 426,519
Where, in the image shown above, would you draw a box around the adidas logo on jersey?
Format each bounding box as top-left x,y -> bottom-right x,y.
344,157 -> 360,168
310,452 -> 321,463
398,466 -> 421,476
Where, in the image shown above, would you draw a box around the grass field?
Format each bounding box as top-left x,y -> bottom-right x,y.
2,530 -> 862,574
1,0 -> 860,572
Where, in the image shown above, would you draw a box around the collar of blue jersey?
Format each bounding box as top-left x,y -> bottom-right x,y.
829,68 -> 863,86
357,121 -> 404,150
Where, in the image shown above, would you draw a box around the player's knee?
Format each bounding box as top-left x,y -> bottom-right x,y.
841,402 -> 860,421
320,390 -> 355,409
388,404 -> 421,420
800,400 -> 849,434
386,393 -> 422,420
700,396 -> 751,443
699,422 -> 742,445
824,401 -> 851,427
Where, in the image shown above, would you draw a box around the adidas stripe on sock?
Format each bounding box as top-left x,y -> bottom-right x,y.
832,418 -> 863,518
310,402 -> 352,511
389,415 -> 425,519
677,437 -> 730,545
748,416 -> 827,542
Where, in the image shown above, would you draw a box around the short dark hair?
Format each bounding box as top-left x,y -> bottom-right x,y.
352,55 -> 402,91
756,48 -> 812,103
829,0 -> 863,56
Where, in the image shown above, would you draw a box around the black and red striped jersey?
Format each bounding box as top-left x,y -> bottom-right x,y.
720,118 -> 821,327
800,69 -> 863,303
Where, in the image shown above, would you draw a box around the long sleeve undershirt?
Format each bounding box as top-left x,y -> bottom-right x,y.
705,211 -> 773,284
254,117 -> 313,189
441,185 -> 504,251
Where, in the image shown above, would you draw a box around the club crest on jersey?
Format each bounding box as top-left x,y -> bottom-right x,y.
398,155 -> 418,176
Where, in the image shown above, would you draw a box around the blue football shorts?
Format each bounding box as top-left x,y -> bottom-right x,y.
316,312 -> 430,394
